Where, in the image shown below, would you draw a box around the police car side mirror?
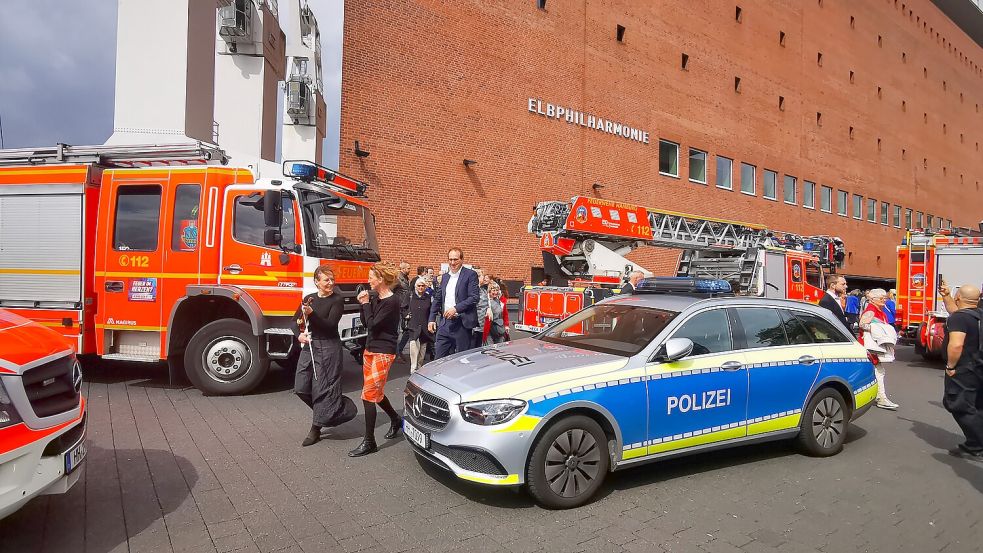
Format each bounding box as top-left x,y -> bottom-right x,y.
652,338 -> 694,363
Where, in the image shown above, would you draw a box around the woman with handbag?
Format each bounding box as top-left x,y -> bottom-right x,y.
483,281 -> 510,345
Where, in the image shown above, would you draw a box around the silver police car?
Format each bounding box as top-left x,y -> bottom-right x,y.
403,278 -> 877,508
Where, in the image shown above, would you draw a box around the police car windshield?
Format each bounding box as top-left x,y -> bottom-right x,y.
537,304 -> 678,357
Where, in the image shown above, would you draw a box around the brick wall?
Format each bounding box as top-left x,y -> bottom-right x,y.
340,0 -> 983,283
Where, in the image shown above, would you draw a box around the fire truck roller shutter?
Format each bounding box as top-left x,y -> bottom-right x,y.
0,191 -> 83,307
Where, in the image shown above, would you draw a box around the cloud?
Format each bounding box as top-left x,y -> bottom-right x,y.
0,0 -> 343,167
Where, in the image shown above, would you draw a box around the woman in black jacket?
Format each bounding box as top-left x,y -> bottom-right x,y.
403,278 -> 434,372
349,261 -> 403,457
295,266 -> 357,446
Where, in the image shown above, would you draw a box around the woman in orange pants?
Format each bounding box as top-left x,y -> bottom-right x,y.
350,261 -> 403,457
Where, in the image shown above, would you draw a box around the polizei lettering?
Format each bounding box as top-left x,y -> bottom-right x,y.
667,389 -> 731,414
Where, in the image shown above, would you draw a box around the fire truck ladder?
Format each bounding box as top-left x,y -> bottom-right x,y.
905,232 -> 932,321
0,142 -> 229,168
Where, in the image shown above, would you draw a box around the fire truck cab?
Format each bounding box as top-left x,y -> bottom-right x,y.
0,146 -> 378,394
896,228 -> 983,360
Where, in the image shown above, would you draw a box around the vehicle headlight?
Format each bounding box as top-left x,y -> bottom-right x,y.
0,379 -> 22,429
459,399 -> 526,426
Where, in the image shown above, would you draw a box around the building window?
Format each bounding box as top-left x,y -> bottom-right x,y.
783,175 -> 797,204
904,208 -> 912,229
945,219 -> 952,230
735,5 -> 743,22
537,0 -> 547,9
716,156 -> 733,189
778,96 -> 785,110
616,25 -> 625,42
927,214 -> 935,228
681,53 -> 689,70
740,162 -> 756,195
916,211 -> 923,228
779,31 -> 786,46
688,148 -> 707,183
803,181 -> 815,209
893,205 -> 901,228
763,169 -> 777,199
659,140 -> 679,177
866,198 -> 876,222
820,185 -> 832,212
837,190 -> 848,216
734,76 -> 741,93
853,194 -> 863,219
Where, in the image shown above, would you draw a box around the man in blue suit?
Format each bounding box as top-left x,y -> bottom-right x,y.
428,247 -> 480,359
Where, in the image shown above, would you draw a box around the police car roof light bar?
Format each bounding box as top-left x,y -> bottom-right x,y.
282,160 -> 368,198
635,277 -> 733,295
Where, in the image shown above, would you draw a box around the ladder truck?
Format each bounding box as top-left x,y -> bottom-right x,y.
896,226 -> 983,360
515,195 -> 845,332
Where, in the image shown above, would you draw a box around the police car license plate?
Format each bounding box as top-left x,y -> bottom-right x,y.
64,441 -> 86,474
404,420 -> 429,449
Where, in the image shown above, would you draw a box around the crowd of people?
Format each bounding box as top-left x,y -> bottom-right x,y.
820,274 -> 983,461
291,248 -> 512,454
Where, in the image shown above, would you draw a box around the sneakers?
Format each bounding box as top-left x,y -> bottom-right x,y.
948,443 -> 983,460
875,398 -> 899,410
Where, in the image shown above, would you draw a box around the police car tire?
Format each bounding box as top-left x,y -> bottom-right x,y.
184,319 -> 269,396
796,388 -> 848,457
526,415 -> 609,509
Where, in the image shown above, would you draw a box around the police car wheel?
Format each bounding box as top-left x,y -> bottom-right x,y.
184,319 -> 269,395
526,415 -> 609,509
797,388 -> 848,457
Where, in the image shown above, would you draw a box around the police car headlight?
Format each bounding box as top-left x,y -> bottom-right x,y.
0,379 -> 23,429
459,399 -> 526,426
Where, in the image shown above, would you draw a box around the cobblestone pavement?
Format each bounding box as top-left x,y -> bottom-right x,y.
2,345 -> 982,553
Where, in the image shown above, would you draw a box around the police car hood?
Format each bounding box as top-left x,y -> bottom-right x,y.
415,338 -> 628,401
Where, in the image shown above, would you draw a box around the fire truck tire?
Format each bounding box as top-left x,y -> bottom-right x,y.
913,325 -> 927,356
184,319 -> 269,395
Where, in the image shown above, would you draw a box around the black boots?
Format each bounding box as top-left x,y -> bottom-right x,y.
384,417 -> 403,439
348,438 -> 378,457
302,425 -> 321,447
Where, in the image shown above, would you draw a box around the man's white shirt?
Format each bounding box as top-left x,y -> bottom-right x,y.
443,269 -> 461,315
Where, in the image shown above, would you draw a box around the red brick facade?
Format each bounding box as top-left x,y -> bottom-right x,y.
340,0 -> 983,283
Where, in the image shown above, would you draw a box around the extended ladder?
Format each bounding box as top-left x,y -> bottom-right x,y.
0,142 -> 228,168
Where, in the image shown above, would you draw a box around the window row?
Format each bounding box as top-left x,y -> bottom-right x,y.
656,140 -> 952,231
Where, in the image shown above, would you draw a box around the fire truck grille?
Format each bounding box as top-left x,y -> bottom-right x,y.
21,356 -> 80,418
404,382 -> 450,431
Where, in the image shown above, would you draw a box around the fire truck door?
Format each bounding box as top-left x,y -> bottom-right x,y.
98,182 -> 167,355
219,188 -> 304,317
763,252 -> 786,299
785,257 -> 807,302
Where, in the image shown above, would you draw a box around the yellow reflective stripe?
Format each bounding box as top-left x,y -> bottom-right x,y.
622,447 -> 648,460
0,268 -> 81,276
97,271 -> 213,279
263,311 -> 296,317
747,414 -> 800,436
492,415 -> 541,433
95,324 -> 165,331
647,426 -> 746,455
457,473 -> 520,486
221,274 -> 278,282
855,384 -> 878,408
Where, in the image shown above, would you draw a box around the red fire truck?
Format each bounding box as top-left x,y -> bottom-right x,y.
0,144 -> 378,394
516,196 -> 845,332
896,228 -> 983,360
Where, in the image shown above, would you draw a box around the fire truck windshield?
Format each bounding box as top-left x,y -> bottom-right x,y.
300,190 -> 380,262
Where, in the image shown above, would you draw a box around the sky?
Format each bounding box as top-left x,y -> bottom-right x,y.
0,0 -> 345,167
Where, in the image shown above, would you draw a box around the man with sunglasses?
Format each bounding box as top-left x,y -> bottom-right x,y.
428,247 -> 480,358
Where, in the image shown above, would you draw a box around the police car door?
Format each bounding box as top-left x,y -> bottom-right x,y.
644,307 -> 748,457
734,307 -> 821,437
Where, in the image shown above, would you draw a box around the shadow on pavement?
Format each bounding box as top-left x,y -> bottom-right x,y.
0,446 -> 198,553
899,416 -> 983,492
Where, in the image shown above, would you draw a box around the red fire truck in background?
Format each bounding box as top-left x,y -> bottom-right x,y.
515,196 -> 845,333
0,145 -> 378,395
896,228 -> 983,360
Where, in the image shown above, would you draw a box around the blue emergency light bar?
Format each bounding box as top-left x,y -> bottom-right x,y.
634,277 -> 733,295
282,160 -> 368,197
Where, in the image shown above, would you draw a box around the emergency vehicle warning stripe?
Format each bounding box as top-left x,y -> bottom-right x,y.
95,324 -> 166,332
0,268 -> 81,276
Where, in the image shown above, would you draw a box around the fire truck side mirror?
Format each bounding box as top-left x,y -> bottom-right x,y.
264,189 -> 283,228
264,228 -> 282,246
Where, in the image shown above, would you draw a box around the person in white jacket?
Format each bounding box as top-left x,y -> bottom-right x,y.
859,289 -> 899,410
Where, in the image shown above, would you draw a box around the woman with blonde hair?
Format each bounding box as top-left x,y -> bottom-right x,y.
350,261 -> 403,457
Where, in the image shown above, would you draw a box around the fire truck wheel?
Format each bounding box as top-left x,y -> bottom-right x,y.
184,319 -> 269,395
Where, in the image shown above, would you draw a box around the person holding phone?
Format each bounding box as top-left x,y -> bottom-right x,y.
942,285 -> 983,459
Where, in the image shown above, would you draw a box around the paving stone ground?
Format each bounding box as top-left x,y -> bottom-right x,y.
2,345 -> 982,553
